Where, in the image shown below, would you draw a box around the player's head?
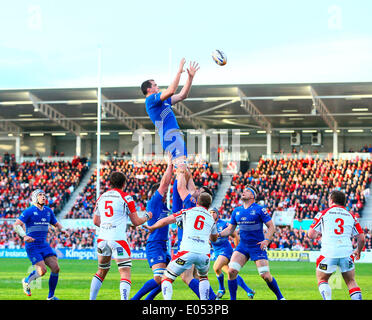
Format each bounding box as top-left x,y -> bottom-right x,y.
209,207 -> 219,221
192,186 -> 213,199
141,79 -> 158,96
329,190 -> 346,207
31,189 -> 46,206
197,192 -> 212,209
109,171 -> 127,189
241,184 -> 258,201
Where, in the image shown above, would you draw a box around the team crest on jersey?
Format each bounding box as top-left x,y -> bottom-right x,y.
250,210 -> 256,215
33,212 -> 38,215
124,195 -> 133,202
175,258 -> 186,266
191,197 -> 196,204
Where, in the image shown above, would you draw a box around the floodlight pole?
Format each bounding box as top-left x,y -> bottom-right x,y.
96,47 -> 102,200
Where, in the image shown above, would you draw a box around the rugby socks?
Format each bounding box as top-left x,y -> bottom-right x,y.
199,279 -> 210,300
25,270 -> 41,284
47,272 -> 59,299
217,273 -> 225,291
237,275 -> 254,294
131,278 -> 159,300
172,179 -> 183,213
349,287 -> 362,300
267,277 -> 284,300
144,285 -> 162,300
318,281 -> 332,300
120,278 -> 131,300
161,279 -> 173,300
89,273 -> 103,300
188,278 -> 216,300
188,278 -> 201,298
228,279 -> 238,300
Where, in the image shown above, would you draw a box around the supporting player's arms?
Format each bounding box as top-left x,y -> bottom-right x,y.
157,152 -> 174,197
353,233 -> 366,260
171,61 -> 200,105
160,58 -> 185,101
13,219 -> 35,243
307,227 -> 320,239
176,169 -> 192,201
145,215 -> 176,233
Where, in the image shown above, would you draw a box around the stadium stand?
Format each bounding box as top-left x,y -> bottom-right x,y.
219,157 -> 372,221
64,158 -> 221,219
0,156 -> 90,218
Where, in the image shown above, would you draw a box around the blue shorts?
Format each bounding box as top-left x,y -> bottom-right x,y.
161,128 -> 187,159
213,245 -> 233,261
25,243 -> 57,265
235,242 -> 268,261
146,241 -> 171,268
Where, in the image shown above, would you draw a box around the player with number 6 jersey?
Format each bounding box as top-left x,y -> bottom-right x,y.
308,190 -> 366,300
146,192 -> 218,300
89,171 -> 152,300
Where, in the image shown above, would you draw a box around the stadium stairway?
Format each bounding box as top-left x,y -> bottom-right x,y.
360,182 -> 372,230
211,174 -> 233,209
57,163 -> 97,219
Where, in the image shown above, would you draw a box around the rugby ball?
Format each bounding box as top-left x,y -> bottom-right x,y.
212,49 -> 227,66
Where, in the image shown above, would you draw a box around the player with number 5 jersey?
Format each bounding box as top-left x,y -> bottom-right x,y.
308,190 -> 365,300
89,171 -> 152,300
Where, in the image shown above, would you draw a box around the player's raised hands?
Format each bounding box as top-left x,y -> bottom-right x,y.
178,58 -> 186,74
187,61 -> 200,78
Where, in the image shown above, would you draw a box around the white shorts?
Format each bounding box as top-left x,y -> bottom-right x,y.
316,254 -> 355,274
166,251 -> 210,278
97,239 -> 131,259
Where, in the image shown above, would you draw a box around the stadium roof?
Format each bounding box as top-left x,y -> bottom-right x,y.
1,82 -> 372,135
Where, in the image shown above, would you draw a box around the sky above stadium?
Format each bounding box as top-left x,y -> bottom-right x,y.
0,0 -> 371,89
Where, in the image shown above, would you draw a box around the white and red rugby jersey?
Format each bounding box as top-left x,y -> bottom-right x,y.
173,206 -> 217,255
94,188 -> 136,241
310,205 -> 363,258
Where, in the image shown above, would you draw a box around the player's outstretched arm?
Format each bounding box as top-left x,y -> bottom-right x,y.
129,211 -> 152,227
160,58 -> 185,101
176,169 -> 191,201
171,61 -> 200,105
145,215 -> 177,233
218,224 -> 236,238
158,152 -> 174,197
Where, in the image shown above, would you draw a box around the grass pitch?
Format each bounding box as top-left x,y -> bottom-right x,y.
0,258 -> 371,300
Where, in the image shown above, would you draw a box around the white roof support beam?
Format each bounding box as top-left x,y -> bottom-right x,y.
102,95 -> 143,131
0,116 -> 22,134
29,93 -> 81,135
173,101 -> 206,130
310,87 -> 338,132
237,88 -> 272,132
190,99 -> 239,118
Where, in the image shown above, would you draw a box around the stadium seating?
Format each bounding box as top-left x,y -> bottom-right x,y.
65,159 -> 221,219
219,157 -> 372,221
0,156 -> 90,218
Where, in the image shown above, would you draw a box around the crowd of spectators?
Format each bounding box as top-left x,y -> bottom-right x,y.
65,159 -> 221,219
0,156 -> 90,218
219,157 -> 371,221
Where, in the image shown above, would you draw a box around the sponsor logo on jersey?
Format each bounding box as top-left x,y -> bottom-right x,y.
175,258 -> 186,266
319,263 -> 328,271
117,247 -> 124,256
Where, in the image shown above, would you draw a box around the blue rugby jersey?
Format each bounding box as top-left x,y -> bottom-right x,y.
18,205 -> 57,248
211,219 -> 231,250
230,203 -> 271,246
146,190 -> 170,242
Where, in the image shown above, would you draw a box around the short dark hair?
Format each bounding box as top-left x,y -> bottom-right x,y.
330,190 -> 346,206
200,186 -> 213,197
110,171 -> 127,189
148,182 -> 160,198
141,79 -> 153,96
197,192 -> 212,209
